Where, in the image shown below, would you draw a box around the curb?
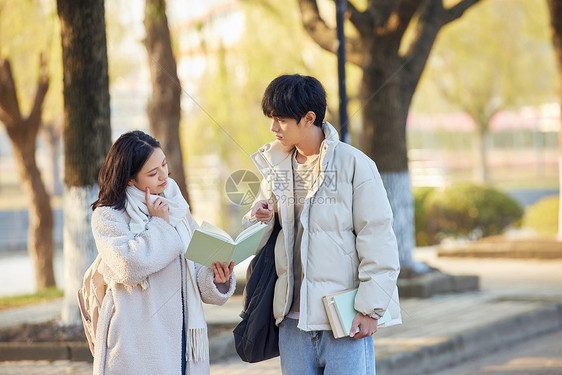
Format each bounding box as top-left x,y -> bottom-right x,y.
2,303 -> 560,371
0,342 -> 92,363
436,239 -> 562,259
375,303 -> 562,375
397,272 -> 479,298
0,326 -> 238,364
206,303 -> 562,372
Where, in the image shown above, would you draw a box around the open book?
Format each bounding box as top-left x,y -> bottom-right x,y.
185,221 -> 268,268
322,288 -> 391,339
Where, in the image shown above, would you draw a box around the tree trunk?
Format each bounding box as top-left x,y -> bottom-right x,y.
473,126 -> 489,183
12,139 -> 56,289
297,0 -> 480,274
359,46 -> 408,173
62,185 -> 100,323
358,35 -> 426,272
359,43 -> 425,273
546,0 -> 562,237
0,56 -> 56,290
43,122 -> 63,196
57,0 -> 111,324
380,171 -> 417,268
143,0 -> 190,206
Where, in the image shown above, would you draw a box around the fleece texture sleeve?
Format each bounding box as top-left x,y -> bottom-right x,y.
92,206 -> 184,286
195,264 -> 236,306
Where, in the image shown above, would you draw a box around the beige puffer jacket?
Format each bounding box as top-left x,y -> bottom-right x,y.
245,122 -> 401,331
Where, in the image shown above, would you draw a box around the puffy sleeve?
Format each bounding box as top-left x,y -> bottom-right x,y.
352,158 -> 401,319
92,206 -> 184,286
242,178 -> 276,253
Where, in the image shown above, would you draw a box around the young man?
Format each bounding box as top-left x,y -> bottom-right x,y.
245,74 -> 401,374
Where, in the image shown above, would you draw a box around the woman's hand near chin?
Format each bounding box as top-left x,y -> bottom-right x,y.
145,187 -> 170,223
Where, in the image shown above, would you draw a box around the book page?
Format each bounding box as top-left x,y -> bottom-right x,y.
323,296 -> 346,338
200,221 -> 233,242
234,222 -> 267,243
230,224 -> 268,265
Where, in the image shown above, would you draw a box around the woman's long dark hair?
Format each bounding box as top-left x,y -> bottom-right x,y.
92,130 -> 161,211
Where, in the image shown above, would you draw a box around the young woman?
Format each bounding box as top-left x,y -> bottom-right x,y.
90,130 -> 235,374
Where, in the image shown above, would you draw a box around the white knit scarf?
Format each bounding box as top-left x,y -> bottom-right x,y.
125,177 -> 209,362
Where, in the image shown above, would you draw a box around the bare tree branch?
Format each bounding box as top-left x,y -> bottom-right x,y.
0,109 -> 12,126
347,1 -> 372,36
0,59 -> 22,126
297,0 -> 363,66
367,0 -> 396,29
298,0 -> 337,51
401,0 -> 479,98
547,0 -> 562,68
26,53 -> 50,131
398,0 -> 444,96
377,0 -> 422,38
444,0 -> 481,25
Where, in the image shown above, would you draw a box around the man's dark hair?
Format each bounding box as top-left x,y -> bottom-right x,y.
262,74 -> 326,127
92,130 -> 161,211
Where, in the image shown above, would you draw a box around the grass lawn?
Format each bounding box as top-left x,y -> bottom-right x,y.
0,287 -> 63,311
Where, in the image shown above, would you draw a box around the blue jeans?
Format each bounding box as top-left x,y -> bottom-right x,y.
279,318 -> 375,375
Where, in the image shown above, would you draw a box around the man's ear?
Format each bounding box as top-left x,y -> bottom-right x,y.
304,111 -> 316,127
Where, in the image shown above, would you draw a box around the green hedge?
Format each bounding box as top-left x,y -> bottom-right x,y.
522,195 -> 558,236
414,187 -> 436,246
414,184 -> 523,245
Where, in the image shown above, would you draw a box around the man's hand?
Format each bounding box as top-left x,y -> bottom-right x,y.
212,261 -> 234,284
251,200 -> 273,223
349,313 -> 379,339
145,187 -> 170,223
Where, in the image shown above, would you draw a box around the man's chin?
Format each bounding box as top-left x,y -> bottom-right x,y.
281,143 -> 296,153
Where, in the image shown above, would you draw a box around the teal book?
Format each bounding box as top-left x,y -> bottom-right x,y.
185,222 -> 267,268
323,288 -> 391,338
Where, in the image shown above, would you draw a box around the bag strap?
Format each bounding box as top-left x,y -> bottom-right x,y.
271,213 -> 281,236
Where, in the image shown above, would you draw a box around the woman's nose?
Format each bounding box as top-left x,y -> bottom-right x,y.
270,120 -> 278,132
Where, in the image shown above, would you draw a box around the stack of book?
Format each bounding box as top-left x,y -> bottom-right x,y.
322,288 -> 390,339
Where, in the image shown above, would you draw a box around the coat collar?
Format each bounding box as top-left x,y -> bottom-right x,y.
251,121 -> 340,181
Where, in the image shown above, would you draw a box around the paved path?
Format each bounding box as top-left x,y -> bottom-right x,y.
1,248 -> 561,374
0,300 -> 62,330
0,360 -> 92,375
429,329 -> 562,375
0,359 -> 283,375
5,318 -> 560,375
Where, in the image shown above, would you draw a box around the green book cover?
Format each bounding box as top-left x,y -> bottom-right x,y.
332,289 -> 391,336
185,222 -> 267,268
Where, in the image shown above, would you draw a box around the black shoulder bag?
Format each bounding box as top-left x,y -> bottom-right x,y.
233,214 -> 282,363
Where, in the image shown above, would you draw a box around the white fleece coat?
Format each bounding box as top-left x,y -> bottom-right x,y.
245,122 -> 401,331
91,206 -> 235,375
